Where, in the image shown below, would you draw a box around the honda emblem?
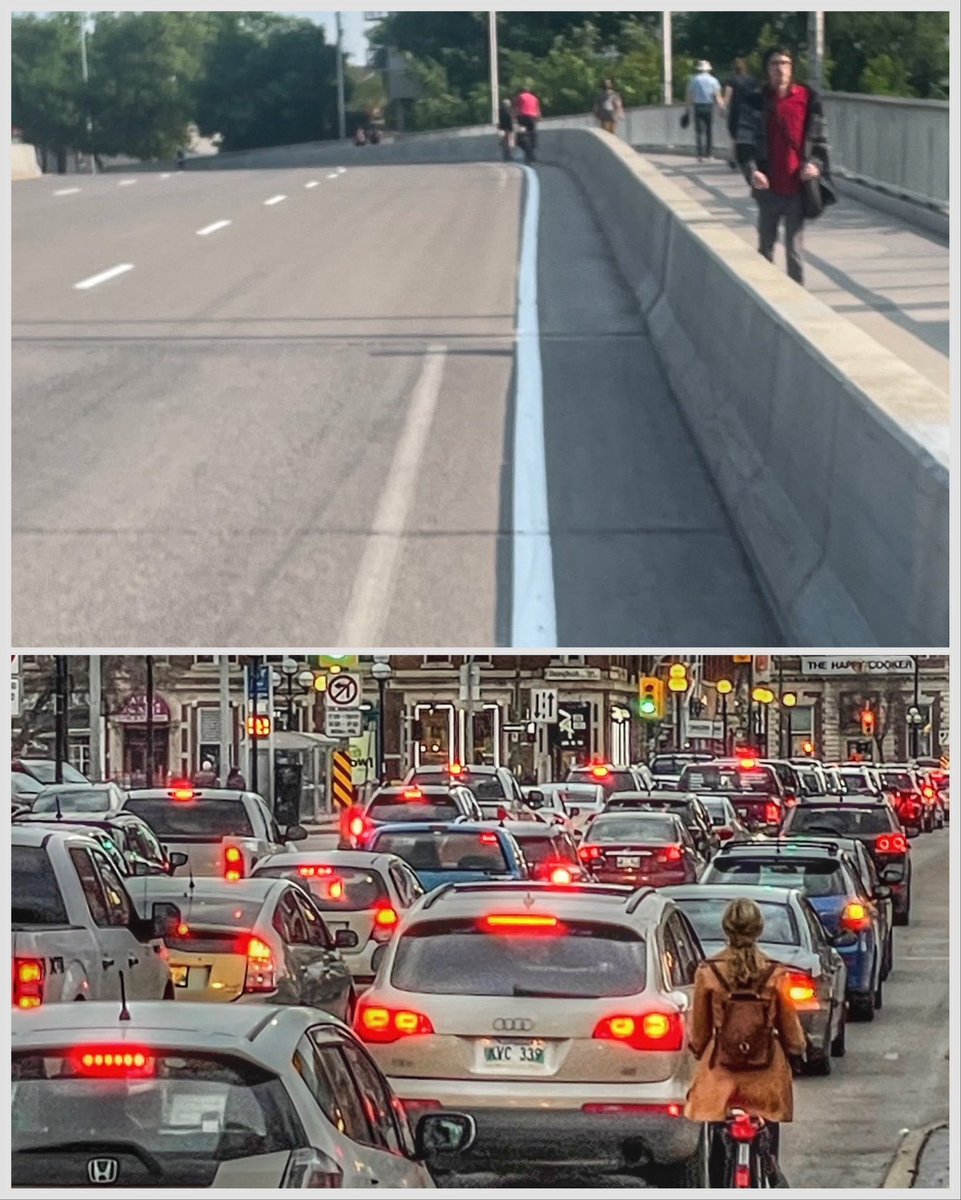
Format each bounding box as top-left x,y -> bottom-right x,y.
87,1158 -> 119,1184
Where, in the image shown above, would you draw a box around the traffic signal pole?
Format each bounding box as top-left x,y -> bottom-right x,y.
250,655 -> 260,796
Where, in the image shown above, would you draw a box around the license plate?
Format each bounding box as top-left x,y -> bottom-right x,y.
616,855 -> 642,868
482,1041 -> 545,1066
172,965 -> 210,990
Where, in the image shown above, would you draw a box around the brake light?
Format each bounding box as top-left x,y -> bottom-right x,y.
355,1001 -> 434,1043
656,845 -> 683,864
739,757 -> 757,769
784,972 -> 817,1005
448,763 -> 464,776
549,865 -> 573,885
349,815 -> 366,838
841,902 -> 871,932
73,1047 -> 156,1078
591,765 -> 610,779
171,788 -> 195,802
13,957 -> 44,1009
578,844 -> 602,861
223,845 -> 244,882
765,802 -> 781,824
243,936 -> 276,993
481,914 -> 561,931
583,1102 -> 683,1116
479,832 -> 498,844
717,827 -> 734,841
297,865 -> 335,878
876,834 -> 907,855
372,903 -> 399,944
735,1164 -> 752,1187
730,1112 -> 761,1142
593,1011 -> 684,1052
403,788 -> 424,800
922,784 -> 935,800
175,922 -> 190,937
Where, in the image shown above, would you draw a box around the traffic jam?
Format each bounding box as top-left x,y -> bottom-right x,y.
10,750 -> 950,1187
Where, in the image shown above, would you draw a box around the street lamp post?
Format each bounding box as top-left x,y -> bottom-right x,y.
716,679 -> 733,756
279,658 -> 317,731
371,658 -> 393,783
781,692 -> 797,758
910,656 -> 921,759
488,11 -> 500,126
907,706 -> 923,761
752,687 -> 774,757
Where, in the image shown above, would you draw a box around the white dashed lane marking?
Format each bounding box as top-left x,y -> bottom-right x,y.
73,263 -> 135,291
264,194 -> 287,206
196,220 -> 232,237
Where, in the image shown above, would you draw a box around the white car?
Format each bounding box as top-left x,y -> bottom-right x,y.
354,880 -> 709,1185
12,1002 -> 475,1187
32,782 -> 128,816
252,850 -> 427,985
527,782 -> 606,833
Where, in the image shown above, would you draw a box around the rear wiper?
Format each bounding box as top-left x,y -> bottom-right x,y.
512,984 -> 601,999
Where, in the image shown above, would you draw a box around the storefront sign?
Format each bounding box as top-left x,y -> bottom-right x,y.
557,702 -> 591,750
114,694 -> 171,723
800,657 -> 915,676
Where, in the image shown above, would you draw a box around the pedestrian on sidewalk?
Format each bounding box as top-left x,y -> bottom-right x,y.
594,78 -> 625,135
735,45 -> 830,286
722,57 -> 757,169
193,759 -> 219,787
226,766 -> 246,790
685,59 -> 724,162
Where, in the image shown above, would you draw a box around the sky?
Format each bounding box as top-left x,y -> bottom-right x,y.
297,11 -> 376,64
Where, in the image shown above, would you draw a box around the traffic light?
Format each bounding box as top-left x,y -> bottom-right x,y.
667,663 -> 688,693
246,714 -> 272,737
317,654 -> 359,671
860,706 -> 876,736
801,740 -> 815,756
638,677 -> 666,721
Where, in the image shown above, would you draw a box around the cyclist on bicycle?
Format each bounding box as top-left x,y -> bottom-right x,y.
514,85 -> 542,162
684,898 -> 807,1182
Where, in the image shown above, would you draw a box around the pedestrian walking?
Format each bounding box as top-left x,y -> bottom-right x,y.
685,60 -> 724,161
594,78 -> 625,135
735,45 -> 831,286
225,766 -> 247,790
193,759 -> 219,787
497,97 -> 515,160
175,147 -> 186,171
722,58 -> 757,169
514,84 -> 542,163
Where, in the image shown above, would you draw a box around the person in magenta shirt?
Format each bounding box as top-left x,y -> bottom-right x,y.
514,86 -> 543,161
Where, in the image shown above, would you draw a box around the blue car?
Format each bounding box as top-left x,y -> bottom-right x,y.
702,840 -> 887,1021
364,822 -> 529,892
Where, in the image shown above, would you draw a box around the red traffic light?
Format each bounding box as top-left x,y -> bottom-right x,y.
859,707 -> 876,736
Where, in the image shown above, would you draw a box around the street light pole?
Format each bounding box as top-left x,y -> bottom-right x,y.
371,657 -> 392,783
335,12 -> 347,140
911,656 -> 921,759
145,655 -> 155,787
79,13 -> 96,172
662,11 -> 673,105
808,11 -> 825,92
488,11 -> 500,126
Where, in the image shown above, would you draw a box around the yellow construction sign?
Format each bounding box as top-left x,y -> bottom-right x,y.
331,750 -> 355,809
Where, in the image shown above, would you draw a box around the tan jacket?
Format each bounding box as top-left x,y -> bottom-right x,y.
684,949 -> 807,1122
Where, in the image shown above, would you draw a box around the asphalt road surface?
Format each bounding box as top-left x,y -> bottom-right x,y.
13,162 -> 779,646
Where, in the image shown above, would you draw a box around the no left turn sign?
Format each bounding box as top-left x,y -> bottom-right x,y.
327,672 -> 362,708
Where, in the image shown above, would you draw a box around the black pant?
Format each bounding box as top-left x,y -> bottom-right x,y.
694,104 -> 714,158
517,115 -> 537,160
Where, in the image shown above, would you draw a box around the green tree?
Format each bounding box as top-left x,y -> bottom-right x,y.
11,13 -> 87,172
826,11 -> 949,98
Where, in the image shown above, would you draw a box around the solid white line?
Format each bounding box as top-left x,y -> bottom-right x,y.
264,194 -> 287,206
305,181 -> 320,188
118,178 -> 137,186
337,167 -> 347,174
53,187 -> 81,196
73,263 -> 135,291
338,346 -> 447,645
326,172 -> 340,180
159,172 -> 172,179
511,163 -> 556,645
196,219 -> 232,236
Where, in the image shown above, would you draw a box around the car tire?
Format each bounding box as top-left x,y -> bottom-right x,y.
849,992 -> 875,1022
830,1007 -> 847,1057
874,975 -> 883,1011
803,1045 -> 832,1077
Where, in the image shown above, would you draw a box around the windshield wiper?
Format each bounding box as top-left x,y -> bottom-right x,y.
512,984 -> 602,999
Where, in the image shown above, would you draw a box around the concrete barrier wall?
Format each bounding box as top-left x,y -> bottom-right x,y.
540,127 -> 947,645
11,143 -> 41,180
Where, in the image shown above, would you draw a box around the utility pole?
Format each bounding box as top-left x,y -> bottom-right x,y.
219,655 -> 232,782
250,655 -> 261,796
335,12 -> 347,140
808,11 -> 825,91
79,13 -> 96,173
464,656 -> 476,765
662,11 -> 673,105
88,655 -> 103,781
488,11 -> 500,125
145,655 -> 155,788
54,656 -> 68,782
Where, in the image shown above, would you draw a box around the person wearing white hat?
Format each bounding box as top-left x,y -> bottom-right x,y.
686,59 -> 724,161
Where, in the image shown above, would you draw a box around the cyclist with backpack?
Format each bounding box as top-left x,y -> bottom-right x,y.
684,898 -> 808,1183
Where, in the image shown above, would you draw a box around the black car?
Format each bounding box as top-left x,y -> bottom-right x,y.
678,759 -> 787,834
601,791 -> 718,860
782,800 -> 912,925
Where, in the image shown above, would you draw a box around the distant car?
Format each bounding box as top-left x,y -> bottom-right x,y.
678,759 -> 786,834
13,809 -> 183,877
11,771 -> 44,806
12,1002 -> 474,1187
363,822 -> 529,892
663,884 -> 849,1074
647,752 -> 714,790
527,782 -> 606,832
697,795 -> 752,844
578,810 -> 705,887
759,760 -> 805,808
836,764 -> 886,801
405,763 -> 526,807
601,792 -> 718,860
132,875 -> 357,1015
124,786 -> 305,878
346,785 -> 483,847
252,849 -> 426,985
31,782 -> 128,816
495,821 -> 588,884
566,762 -> 651,798
12,758 -> 90,786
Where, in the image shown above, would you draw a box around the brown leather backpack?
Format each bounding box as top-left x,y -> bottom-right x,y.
707,960 -> 779,1071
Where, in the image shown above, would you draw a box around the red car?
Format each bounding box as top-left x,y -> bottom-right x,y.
578,810 -> 704,887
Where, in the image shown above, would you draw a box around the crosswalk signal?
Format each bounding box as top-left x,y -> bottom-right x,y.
667,663 -> 689,693
860,706 -> 876,737
246,714 -> 272,738
638,677 -> 666,721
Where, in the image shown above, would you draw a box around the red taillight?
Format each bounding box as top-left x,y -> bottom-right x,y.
374,904 -> 398,927
171,788 -> 195,802
717,827 -> 734,841
481,914 -> 561,932
403,788 -> 423,801
735,1165 -> 752,1187
784,971 -> 817,1006
298,865 -> 334,878
243,936 -> 276,993
13,957 -> 44,1009
922,785 -> 935,800
592,1011 -> 684,1052
765,802 -> 781,824
479,832 -> 498,844
591,765 -> 610,779
223,846 -> 244,882
355,1002 -> 435,1043
372,903 -> 399,943
656,845 -> 683,864
842,901 -> 871,932
448,763 -> 464,776
739,757 -> 758,769
549,865 -> 573,885
583,1102 -> 683,1116
400,1098 -> 443,1118
578,844 -> 602,861
730,1113 -> 761,1143
73,1047 -> 156,1078
876,834 -> 907,855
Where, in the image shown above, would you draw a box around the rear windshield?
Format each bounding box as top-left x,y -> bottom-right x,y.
124,798 -> 255,838
569,768 -> 635,793
704,858 -> 847,897
371,831 -> 509,874
588,815 -> 678,843
700,798 -> 733,823
678,899 -> 799,946
680,765 -> 776,793
879,771 -> 914,792
12,1052 -> 304,1162
650,756 -> 704,776
391,918 -> 646,997
12,845 -> 69,925
367,796 -> 460,823
511,835 -> 558,864
458,776 -> 509,802
254,865 -> 387,910
788,807 -> 896,836
610,796 -> 691,818
149,896 -> 264,929
34,789 -> 114,814
16,762 -> 88,785
838,772 -> 877,794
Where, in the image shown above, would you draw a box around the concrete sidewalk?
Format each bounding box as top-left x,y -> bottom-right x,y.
640,152 -> 949,395
885,1122 -> 950,1188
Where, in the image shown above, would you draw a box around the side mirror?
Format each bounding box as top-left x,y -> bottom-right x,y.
285,824 -> 308,842
526,791 -> 545,809
879,864 -> 902,883
370,943 -> 389,975
150,900 -> 182,939
873,885 -> 892,900
905,825 -> 920,839
414,1112 -> 476,1160
668,990 -> 691,1013
168,851 -> 189,870
334,928 -> 360,949
831,929 -> 859,949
